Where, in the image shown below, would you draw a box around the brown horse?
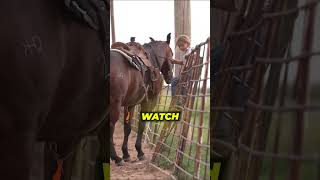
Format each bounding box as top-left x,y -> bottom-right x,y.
110,34 -> 173,165
0,1 -> 109,179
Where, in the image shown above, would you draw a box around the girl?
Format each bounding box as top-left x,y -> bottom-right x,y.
170,35 -> 192,96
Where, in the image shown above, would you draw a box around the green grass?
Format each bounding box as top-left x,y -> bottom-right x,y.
258,92 -> 320,180
209,86 -> 320,180
130,84 -> 211,179
257,112 -> 320,180
150,93 -> 211,179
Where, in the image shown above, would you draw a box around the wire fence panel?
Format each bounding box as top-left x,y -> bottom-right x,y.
212,0 -> 320,180
130,38 -> 210,180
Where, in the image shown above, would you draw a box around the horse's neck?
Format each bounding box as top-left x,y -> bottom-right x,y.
143,44 -> 161,69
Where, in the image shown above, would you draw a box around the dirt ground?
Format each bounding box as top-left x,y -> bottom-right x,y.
111,122 -> 173,180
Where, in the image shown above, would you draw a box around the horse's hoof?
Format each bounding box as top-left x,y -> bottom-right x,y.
138,155 -> 145,161
116,159 -> 125,166
123,156 -> 131,162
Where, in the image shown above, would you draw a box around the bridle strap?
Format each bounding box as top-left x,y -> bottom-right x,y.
144,44 -> 164,70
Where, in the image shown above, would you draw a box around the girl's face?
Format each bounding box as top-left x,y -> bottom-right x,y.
178,42 -> 189,52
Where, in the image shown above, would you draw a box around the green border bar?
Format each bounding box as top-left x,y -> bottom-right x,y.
103,163 -> 110,180
211,162 -> 221,180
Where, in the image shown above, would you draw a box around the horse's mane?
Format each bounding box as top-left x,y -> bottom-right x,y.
143,41 -> 162,47
143,41 -> 173,55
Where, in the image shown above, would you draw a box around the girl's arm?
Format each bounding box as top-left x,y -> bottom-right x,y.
170,58 -> 185,65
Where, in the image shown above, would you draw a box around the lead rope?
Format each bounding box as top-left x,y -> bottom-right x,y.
52,160 -> 63,180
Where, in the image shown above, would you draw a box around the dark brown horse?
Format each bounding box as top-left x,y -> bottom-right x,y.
0,1 -> 109,179
110,34 -> 173,165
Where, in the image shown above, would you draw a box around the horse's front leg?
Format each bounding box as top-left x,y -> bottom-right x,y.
122,106 -> 134,162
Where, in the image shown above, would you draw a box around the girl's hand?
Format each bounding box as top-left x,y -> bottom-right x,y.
170,58 -> 185,65
169,58 -> 175,64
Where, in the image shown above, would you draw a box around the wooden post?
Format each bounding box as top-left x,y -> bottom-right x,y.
173,0 -> 191,152
174,0 -> 191,76
110,0 -> 116,43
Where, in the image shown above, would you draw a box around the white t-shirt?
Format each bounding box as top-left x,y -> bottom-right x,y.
183,47 -> 193,60
185,47 -> 192,56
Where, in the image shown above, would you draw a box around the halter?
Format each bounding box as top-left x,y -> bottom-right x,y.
149,48 -> 162,69
143,43 -> 171,70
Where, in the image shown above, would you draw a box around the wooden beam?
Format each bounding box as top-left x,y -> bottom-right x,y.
174,0 -> 191,76
110,0 -> 116,43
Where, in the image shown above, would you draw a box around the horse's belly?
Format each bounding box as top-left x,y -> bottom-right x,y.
123,69 -> 146,106
122,85 -> 146,106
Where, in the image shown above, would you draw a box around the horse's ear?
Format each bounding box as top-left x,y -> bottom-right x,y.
166,33 -> 171,44
149,37 -> 155,42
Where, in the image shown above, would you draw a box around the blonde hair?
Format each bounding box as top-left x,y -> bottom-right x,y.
176,35 -> 191,46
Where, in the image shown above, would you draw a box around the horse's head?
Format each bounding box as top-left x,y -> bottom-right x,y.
144,33 -> 173,84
